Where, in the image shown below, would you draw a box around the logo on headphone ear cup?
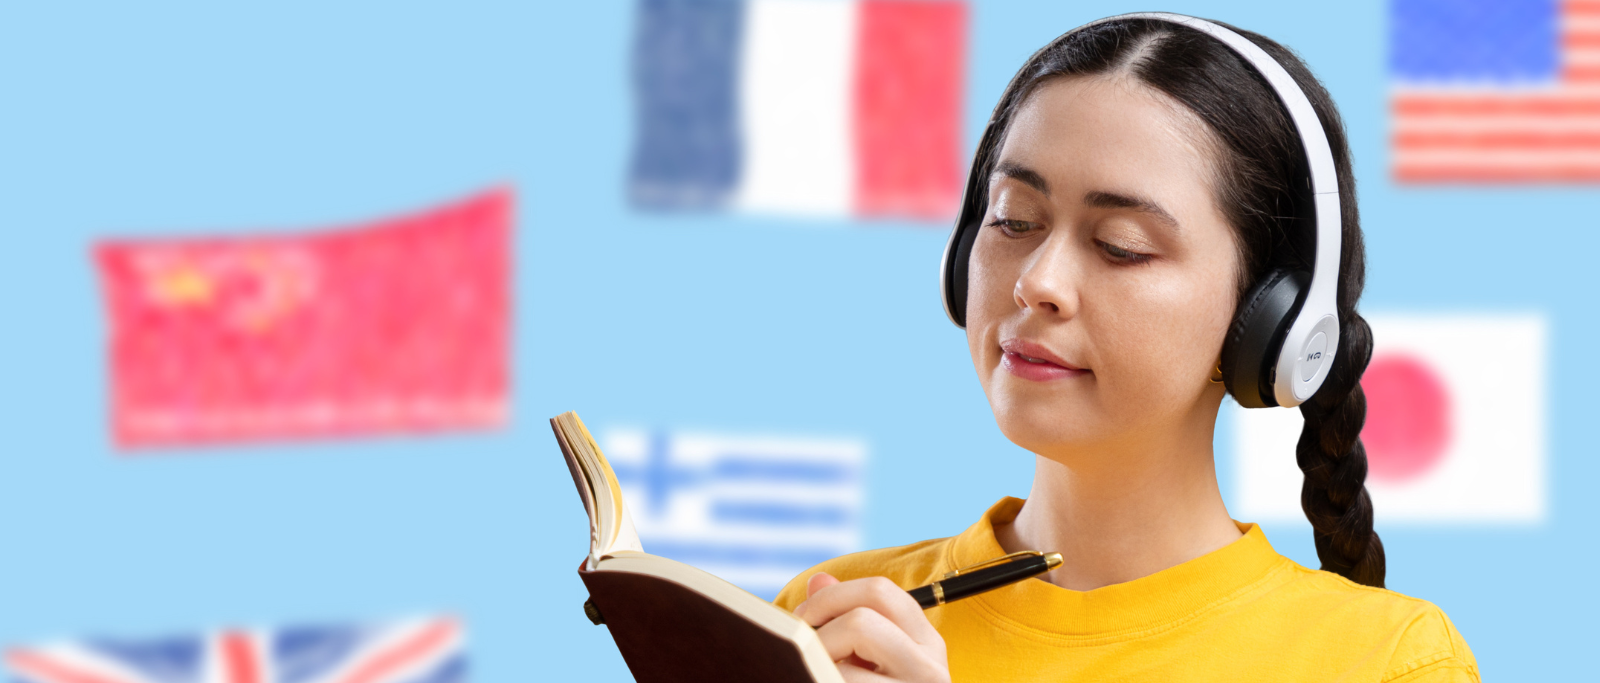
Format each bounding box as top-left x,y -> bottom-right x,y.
1221,269 -> 1310,408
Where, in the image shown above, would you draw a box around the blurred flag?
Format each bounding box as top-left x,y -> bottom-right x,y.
1235,314 -> 1546,523
603,427 -> 865,600
629,0 -> 967,221
5,616 -> 465,683
95,189 -> 511,448
1392,0 -> 1600,182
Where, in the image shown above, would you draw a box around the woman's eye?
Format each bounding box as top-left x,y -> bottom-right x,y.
1096,239 -> 1153,265
986,218 -> 1037,237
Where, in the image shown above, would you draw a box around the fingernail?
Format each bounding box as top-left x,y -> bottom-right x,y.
793,601 -> 807,618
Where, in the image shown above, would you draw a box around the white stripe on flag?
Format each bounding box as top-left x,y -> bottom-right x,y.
1393,117 -> 1600,134
734,0 -> 857,216
1394,149 -> 1600,166
7,643 -> 156,683
1565,49 -> 1600,66
1565,16 -> 1600,32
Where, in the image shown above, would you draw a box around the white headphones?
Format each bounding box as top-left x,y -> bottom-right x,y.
938,12 -> 1342,409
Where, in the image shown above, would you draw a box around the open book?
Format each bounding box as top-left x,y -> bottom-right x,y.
552,411 -> 845,683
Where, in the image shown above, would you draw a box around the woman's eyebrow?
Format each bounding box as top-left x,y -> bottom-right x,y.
990,160 -> 1050,196
1083,190 -> 1180,232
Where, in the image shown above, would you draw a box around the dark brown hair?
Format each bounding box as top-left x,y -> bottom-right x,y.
965,18 -> 1383,586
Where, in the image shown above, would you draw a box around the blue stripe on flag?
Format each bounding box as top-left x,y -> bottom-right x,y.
647,541 -> 840,568
712,501 -> 853,527
399,654 -> 468,683
629,0 -> 744,209
713,457 -> 855,483
86,638 -> 201,683
274,625 -> 365,683
1390,0 -> 1558,83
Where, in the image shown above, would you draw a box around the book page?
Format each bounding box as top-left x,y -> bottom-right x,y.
552,415 -> 601,557
552,412 -> 644,565
570,412 -> 644,558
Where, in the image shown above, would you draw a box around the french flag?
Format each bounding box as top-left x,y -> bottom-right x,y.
629,0 -> 968,222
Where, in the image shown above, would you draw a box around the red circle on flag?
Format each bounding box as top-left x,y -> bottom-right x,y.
1361,353 -> 1451,483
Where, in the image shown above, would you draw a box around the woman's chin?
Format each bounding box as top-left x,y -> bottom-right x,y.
990,398 -> 1102,453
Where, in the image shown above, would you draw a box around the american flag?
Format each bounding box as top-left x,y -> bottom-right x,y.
1392,0 -> 1600,182
4,617 -> 464,683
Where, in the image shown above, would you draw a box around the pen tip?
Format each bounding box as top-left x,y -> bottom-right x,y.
1044,552 -> 1063,571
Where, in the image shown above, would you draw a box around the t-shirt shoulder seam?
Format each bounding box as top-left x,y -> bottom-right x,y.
1381,653 -> 1479,683
828,536 -> 954,568
1382,602 -> 1467,678
1285,563 -> 1430,600
774,536 -> 958,609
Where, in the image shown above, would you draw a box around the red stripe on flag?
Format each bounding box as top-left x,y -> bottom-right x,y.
851,0 -> 966,222
1566,0 -> 1600,16
4,651 -> 141,683
221,632 -> 261,683
1394,131 -> 1600,149
95,188 -> 512,448
1564,65 -> 1600,81
1562,33 -> 1600,48
334,619 -> 457,683
1393,97 -> 1600,116
1395,165 -> 1600,182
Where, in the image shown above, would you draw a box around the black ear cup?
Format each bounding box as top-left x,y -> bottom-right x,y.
1221,269 -> 1310,408
942,220 -> 982,328
943,121 -> 1002,329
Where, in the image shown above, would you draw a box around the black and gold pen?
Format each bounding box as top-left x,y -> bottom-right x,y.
907,550 -> 1063,609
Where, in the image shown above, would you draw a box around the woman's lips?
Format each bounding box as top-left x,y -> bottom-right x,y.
1000,340 -> 1089,382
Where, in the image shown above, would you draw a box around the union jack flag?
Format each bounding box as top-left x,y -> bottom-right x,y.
4,616 -> 464,683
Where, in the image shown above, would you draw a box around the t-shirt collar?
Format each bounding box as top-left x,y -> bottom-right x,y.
945,497 -> 1290,638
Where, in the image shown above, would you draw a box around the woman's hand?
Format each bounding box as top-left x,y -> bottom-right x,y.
791,572 -> 950,683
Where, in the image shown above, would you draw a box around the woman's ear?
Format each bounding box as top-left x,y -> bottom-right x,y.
1209,359 -> 1224,384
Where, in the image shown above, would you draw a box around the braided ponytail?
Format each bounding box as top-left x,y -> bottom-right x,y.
1297,312 -> 1385,587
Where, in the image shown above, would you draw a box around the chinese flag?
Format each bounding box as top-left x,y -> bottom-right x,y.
95,189 -> 511,448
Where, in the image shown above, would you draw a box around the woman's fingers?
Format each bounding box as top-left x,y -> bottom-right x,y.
794,576 -> 944,648
816,607 -> 947,681
791,571 -> 841,621
792,575 -> 950,681
837,661 -> 897,683
808,571 -> 842,596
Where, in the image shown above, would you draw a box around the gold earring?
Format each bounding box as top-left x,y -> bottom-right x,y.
1209,362 -> 1224,384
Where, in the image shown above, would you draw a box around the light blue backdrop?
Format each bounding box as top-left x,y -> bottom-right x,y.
0,1 -> 1589,679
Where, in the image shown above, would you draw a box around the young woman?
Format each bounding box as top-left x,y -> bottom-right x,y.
773,15 -> 1478,683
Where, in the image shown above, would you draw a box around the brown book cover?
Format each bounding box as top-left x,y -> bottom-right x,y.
579,566 -> 823,683
552,411 -> 843,683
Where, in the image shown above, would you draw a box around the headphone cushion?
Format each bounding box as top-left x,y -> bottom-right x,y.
945,221 -> 981,327
1222,269 -> 1309,408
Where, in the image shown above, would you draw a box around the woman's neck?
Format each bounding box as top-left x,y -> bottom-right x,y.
992,431 -> 1242,592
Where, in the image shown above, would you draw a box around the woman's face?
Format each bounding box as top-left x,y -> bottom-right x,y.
967,75 -> 1241,462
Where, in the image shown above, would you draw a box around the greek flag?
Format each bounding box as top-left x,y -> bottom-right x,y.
604,427 -> 865,600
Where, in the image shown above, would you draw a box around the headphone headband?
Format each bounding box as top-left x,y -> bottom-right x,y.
939,13 -> 1342,408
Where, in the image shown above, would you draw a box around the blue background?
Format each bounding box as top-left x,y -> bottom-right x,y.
0,1 -> 1590,679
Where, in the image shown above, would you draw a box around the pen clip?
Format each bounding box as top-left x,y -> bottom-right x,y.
944,550 -> 1043,579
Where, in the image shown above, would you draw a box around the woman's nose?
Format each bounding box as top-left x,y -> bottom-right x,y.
1013,243 -> 1079,319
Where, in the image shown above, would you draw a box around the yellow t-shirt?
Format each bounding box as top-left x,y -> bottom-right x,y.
774,498 -> 1478,682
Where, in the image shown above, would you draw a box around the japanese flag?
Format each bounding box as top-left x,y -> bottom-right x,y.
1233,314 -> 1546,523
